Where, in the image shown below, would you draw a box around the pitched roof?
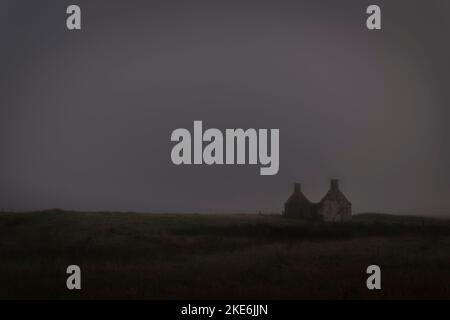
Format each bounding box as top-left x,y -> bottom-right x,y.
286,183 -> 311,204
319,179 -> 351,205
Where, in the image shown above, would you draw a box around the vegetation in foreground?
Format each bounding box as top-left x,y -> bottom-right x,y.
0,210 -> 449,299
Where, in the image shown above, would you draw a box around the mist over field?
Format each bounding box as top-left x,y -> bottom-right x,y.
1,0 -> 450,215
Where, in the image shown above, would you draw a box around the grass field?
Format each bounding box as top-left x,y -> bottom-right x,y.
0,210 -> 449,299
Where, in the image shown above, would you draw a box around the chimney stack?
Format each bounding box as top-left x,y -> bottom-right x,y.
294,183 -> 301,193
330,179 -> 339,190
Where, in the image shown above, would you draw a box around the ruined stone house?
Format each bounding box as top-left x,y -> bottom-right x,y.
283,179 -> 352,222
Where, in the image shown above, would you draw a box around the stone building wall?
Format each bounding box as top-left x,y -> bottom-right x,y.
284,179 -> 352,222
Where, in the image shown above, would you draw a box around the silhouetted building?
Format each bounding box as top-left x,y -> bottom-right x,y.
317,179 -> 352,222
283,183 -> 317,220
283,179 -> 352,222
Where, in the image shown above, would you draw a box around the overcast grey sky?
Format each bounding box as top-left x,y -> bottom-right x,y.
1,0 -> 449,215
